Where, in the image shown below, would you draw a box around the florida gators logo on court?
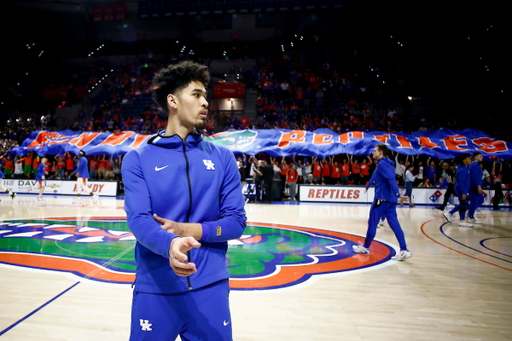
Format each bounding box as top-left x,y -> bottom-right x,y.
203,130 -> 258,150
0,217 -> 396,291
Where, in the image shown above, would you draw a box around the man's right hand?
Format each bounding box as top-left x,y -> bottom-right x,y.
168,237 -> 201,277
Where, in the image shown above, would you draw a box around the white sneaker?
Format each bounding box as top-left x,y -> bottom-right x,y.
443,212 -> 452,223
72,199 -> 83,204
352,244 -> 370,255
378,220 -> 385,227
458,221 -> 473,227
392,250 -> 411,261
93,194 -> 99,204
37,197 -> 44,201
467,217 -> 482,224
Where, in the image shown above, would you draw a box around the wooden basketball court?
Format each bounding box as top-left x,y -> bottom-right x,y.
1,194 -> 511,340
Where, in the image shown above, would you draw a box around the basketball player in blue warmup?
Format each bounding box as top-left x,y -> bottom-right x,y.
443,154 -> 472,227
71,150 -> 98,204
122,61 -> 247,341
467,152 -> 484,224
354,144 -> 411,261
36,156 -> 47,201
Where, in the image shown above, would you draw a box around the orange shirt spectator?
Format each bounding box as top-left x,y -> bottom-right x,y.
352,164 -> 360,175
240,117 -> 250,128
341,164 -> 350,177
64,153 -> 74,171
97,159 -> 106,169
1,156 -> 13,172
18,153 -> 34,166
287,168 -> 297,183
296,89 -> 303,100
90,158 -> 98,170
360,163 -> 369,176
313,163 -> 322,177
331,165 -> 341,179
32,157 -> 40,170
281,163 -> 289,176
322,163 -> 331,177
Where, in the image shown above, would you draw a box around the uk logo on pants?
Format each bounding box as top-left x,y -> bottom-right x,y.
140,319 -> 152,331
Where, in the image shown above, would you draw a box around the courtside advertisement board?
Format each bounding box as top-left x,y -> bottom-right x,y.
299,185 -> 375,203
298,185 -> 509,206
1,179 -> 118,197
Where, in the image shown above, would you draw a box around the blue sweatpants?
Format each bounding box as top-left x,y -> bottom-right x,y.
449,187 -> 468,220
364,199 -> 408,251
130,279 -> 232,341
468,190 -> 484,219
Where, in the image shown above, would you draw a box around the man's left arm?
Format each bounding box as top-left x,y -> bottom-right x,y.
158,150 -> 247,243
200,150 -> 247,242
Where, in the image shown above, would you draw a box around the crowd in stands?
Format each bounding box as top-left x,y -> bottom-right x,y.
2,121 -> 512,205
0,147 -> 123,183
2,38 -> 511,204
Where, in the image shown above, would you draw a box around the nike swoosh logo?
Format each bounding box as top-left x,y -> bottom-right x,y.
223,320 -> 230,326
155,165 -> 169,171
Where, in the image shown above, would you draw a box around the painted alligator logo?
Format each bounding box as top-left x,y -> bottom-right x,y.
204,130 -> 258,150
0,217 -> 396,290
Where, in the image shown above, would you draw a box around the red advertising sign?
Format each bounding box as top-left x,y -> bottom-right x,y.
44,87 -> 86,101
213,84 -> 246,98
92,3 -> 126,22
92,4 -> 103,22
114,3 -> 126,21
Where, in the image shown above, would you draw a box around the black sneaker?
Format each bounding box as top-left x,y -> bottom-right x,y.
11,192 -> 16,200
435,205 -> 444,211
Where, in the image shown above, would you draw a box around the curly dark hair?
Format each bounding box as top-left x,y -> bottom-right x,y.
151,61 -> 210,113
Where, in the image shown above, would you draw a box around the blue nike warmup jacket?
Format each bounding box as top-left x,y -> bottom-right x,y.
469,161 -> 483,193
72,156 -> 90,178
122,131 -> 247,294
366,157 -> 401,202
454,164 -> 470,197
36,163 -> 46,181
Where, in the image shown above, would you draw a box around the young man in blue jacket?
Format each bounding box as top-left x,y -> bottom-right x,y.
122,61 -> 247,341
36,156 -> 47,201
71,150 -> 98,204
443,154 -> 472,227
467,152 -> 484,224
354,144 -> 411,261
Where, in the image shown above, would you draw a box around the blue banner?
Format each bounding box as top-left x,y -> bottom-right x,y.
10,128 -> 512,160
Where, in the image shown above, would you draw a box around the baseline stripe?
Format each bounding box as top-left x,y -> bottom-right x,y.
420,218 -> 512,272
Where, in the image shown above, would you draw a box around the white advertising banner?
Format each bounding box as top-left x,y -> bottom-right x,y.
298,185 -> 510,207
299,185 -> 375,203
1,179 -> 118,197
0,179 -> 63,194
60,180 -> 118,196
